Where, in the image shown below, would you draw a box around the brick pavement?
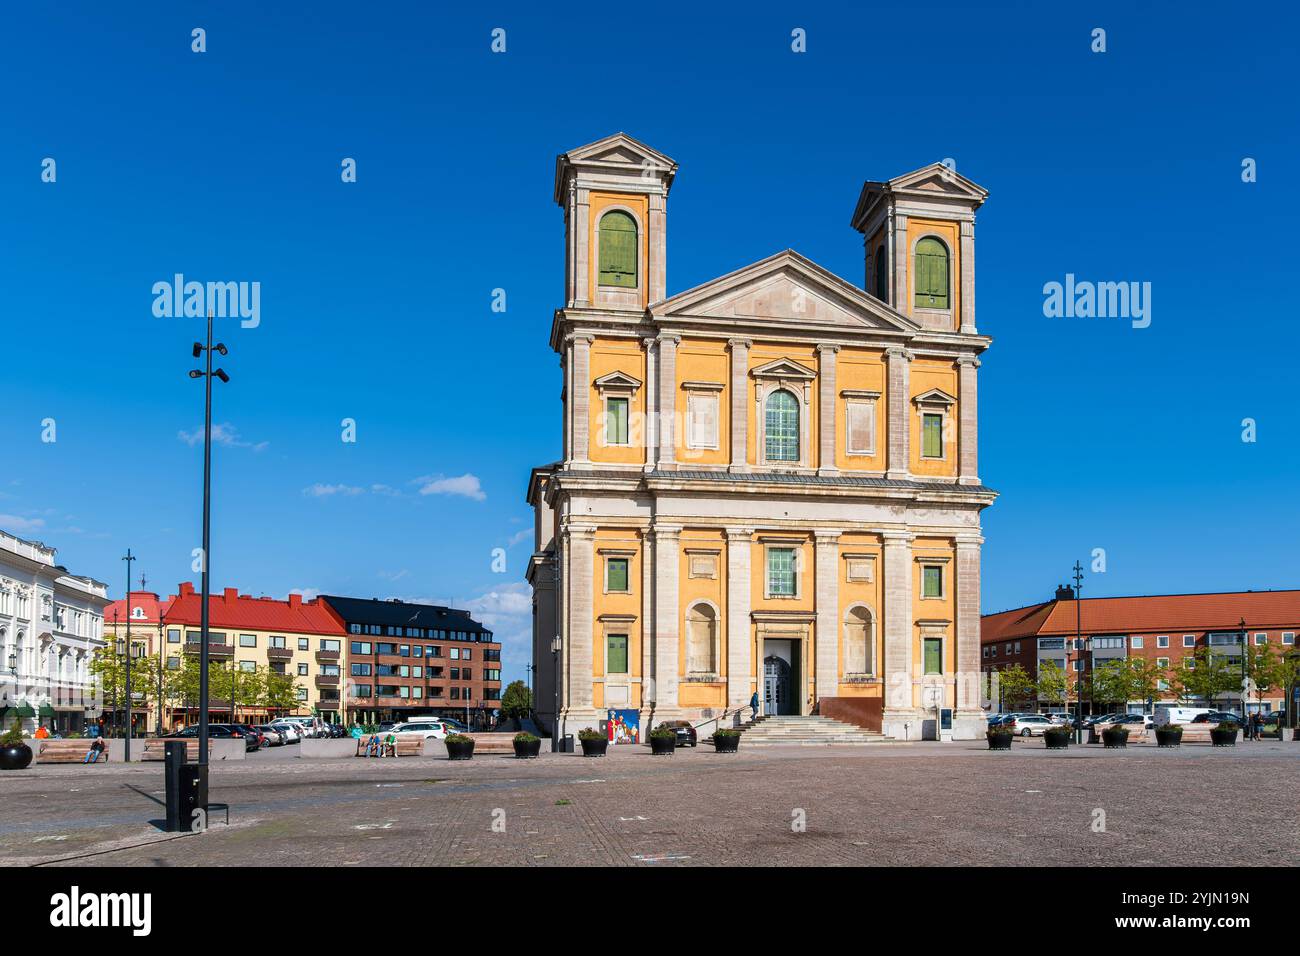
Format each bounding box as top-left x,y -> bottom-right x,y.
1,740 -> 1294,867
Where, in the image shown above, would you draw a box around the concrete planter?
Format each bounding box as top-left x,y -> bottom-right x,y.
649,735 -> 676,756
712,733 -> 740,753
301,738 -> 360,759
0,743 -> 33,770
1210,727 -> 1238,747
579,737 -> 608,757
1101,728 -> 1129,749
1044,730 -> 1071,750
986,733 -> 1012,751
210,739 -> 246,761
1155,728 -> 1182,748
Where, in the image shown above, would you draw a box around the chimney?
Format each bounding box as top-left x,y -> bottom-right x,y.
1054,584 -> 1075,601
288,592 -> 302,609
223,587 -> 239,601
178,582 -> 195,596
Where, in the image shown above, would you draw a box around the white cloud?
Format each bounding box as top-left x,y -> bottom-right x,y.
370,484 -> 402,497
178,422 -> 268,452
302,483 -> 365,498
506,528 -> 532,548
287,587 -> 322,601
416,473 -> 486,501
0,514 -> 46,534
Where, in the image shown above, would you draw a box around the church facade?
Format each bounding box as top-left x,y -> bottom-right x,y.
527,134 -> 995,742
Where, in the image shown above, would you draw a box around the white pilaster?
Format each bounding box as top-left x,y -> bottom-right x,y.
642,337 -> 657,471
959,220 -> 976,334
814,529 -> 842,705
816,344 -> 838,474
725,527 -> 752,711
570,334 -> 592,467
881,530 -> 918,739
885,347 -> 912,480
728,338 -> 750,472
656,333 -> 679,471
559,523 -> 599,736
953,533 -> 985,739
957,354 -> 980,485
651,524 -> 681,721
892,212 -> 909,313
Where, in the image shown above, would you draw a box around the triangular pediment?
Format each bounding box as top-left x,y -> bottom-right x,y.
652,250 -> 918,333
888,162 -> 988,202
751,357 -> 817,381
913,387 -> 956,406
560,133 -> 676,174
593,370 -> 643,391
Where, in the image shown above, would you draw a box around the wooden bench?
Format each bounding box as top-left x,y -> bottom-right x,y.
37,739 -> 109,764
141,738 -> 211,762
354,735 -> 423,757
466,733 -> 517,754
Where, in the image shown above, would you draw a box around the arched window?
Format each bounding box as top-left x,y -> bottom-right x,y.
764,389 -> 799,462
914,237 -> 949,309
686,603 -> 717,674
844,606 -> 874,674
874,246 -> 888,301
598,210 -> 638,288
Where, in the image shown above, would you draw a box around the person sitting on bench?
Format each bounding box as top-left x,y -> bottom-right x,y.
365,734 -> 382,757
382,733 -> 397,757
83,737 -> 106,764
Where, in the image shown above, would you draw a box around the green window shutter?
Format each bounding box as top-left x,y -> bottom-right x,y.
607,558 -> 629,592
764,390 -> 800,461
607,634 -> 628,674
914,237 -> 949,309
922,413 -> 943,458
923,638 -> 942,674
606,397 -> 629,445
598,211 -> 638,288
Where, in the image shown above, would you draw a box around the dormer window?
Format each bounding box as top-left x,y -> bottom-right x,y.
131,606 -> 146,619
598,210 -> 638,288
914,236 -> 950,310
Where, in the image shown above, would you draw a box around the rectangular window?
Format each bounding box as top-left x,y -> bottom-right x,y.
320,639 -> 340,652
449,647 -> 460,661
463,649 -> 472,661
350,641 -> 371,655
269,636 -> 286,649
321,664 -> 339,676
412,666 -> 422,678
1284,633 -> 1295,645
605,397 -> 629,446
922,413 -> 943,458
1157,635 -> 1169,648
166,656 -> 180,671
767,548 -> 797,597
606,557 -> 629,593
167,628 -> 181,644
1130,636 -> 1143,649
1072,660 -> 1084,672
923,638 -> 942,675
462,668 -> 472,680
298,638 -> 309,651
607,633 -> 629,674
845,400 -> 875,455
238,660 -> 256,673
351,663 -> 371,677
1156,657 -> 1170,669
686,392 -> 719,449
297,663 -> 308,676
239,634 -> 257,647
1254,632 -> 1267,645
354,684 -> 371,698
922,565 -> 943,599
451,667 -> 460,680
451,687 -> 460,700
1183,634 -> 1196,647
412,687 -> 423,699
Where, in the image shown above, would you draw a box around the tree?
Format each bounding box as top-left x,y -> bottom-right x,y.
1244,643 -> 1284,715
1088,660 -> 1130,712
1124,657 -> 1166,710
501,680 -> 532,725
261,667 -> 301,716
993,664 -> 1035,711
1168,648 -> 1239,708
1036,660 -> 1075,712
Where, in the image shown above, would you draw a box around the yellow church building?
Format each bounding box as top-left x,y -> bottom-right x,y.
527,134 -> 995,742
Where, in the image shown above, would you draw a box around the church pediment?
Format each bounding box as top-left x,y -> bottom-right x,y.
751,357 -> 817,381
652,250 -> 918,333
888,162 -> 988,202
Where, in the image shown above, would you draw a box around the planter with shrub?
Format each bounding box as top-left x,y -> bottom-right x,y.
444,733 -> 475,760
1154,724 -> 1183,747
512,732 -> 541,759
986,726 -> 1013,751
1101,726 -> 1129,749
1043,726 -> 1071,750
578,727 -> 608,757
0,720 -> 32,771
649,726 -> 676,755
712,728 -> 741,753
1210,723 -> 1238,747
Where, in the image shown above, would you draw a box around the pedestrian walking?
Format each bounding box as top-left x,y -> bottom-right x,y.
749,690 -> 759,720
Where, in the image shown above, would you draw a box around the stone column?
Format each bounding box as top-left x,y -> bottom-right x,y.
560,523 -> 598,734
656,334 -> 679,470
881,530 -> 916,739
885,347 -> 912,480
649,189 -> 667,304
640,528 -> 655,716
953,534 -> 985,739
816,344 -> 838,474
957,354 -> 980,485
651,524 -> 681,720
813,530 -> 842,706
725,527 -> 752,712
959,220 -> 976,334
727,338 -> 750,472
575,188 -> 591,306
642,337 -> 657,471
570,334 -> 592,467
892,212 -> 909,312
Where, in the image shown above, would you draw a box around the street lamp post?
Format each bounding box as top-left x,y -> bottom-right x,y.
1073,561 -> 1085,744
551,635 -> 561,750
189,310 -> 230,770
1239,617 -> 1248,725
121,549 -> 136,759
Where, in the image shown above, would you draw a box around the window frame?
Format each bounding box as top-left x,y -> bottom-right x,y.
842,391 -> 880,457
601,551 -> 634,595
764,543 -> 800,600
596,209 -> 639,289
913,235 -> 952,311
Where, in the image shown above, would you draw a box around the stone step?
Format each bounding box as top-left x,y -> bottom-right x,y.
735,714 -> 894,745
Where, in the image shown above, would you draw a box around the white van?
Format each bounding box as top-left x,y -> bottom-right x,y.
1154,705 -> 1212,726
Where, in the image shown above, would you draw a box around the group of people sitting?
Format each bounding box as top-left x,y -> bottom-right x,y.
363,732 -> 398,757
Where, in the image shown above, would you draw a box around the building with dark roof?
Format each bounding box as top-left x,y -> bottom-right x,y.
320,596 -> 501,726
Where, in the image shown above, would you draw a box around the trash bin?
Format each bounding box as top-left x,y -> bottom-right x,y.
164,741 -> 208,832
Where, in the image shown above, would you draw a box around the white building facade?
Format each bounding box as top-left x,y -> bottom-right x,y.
0,530 -> 109,734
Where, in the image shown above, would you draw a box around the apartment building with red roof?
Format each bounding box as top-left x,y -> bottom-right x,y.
981,587 -> 1300,717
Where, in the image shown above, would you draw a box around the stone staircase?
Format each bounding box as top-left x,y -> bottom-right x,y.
736,715 -> 894,746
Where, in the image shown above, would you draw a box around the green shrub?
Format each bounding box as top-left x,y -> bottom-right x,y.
649,727 -> 675,740
712,728 -> 741,738
987,724 -> 1013,736
1,719 -> 24,746
444,733 -> 472,745
513,732 -> 539,745
577,727 -> 605,741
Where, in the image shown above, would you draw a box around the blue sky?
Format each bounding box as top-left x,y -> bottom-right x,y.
2,2 -> 1297,686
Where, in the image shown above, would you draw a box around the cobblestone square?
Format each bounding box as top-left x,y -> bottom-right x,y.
2,740 -> 1295,867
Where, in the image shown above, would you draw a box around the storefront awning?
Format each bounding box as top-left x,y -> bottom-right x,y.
38,703 -> 56,718
15,703 -> 36,718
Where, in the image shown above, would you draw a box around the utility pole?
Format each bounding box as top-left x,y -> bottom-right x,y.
1073,560 -> 1084,744
122,548 -> 136,761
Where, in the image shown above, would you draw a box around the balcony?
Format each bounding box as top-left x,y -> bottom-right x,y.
184,642 -> 234,658
315,674 -> 340,688
266,646 -> 294,661
315,648 -> 340,663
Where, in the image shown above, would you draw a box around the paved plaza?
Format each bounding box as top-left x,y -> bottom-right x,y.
2,740 -> 1295,867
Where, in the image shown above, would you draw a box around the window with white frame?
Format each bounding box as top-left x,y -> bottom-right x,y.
1131,635 -> 1144,649
766,547 -> 798,598
913,389 -> 955,461
752,358 -> 815,467
918,558 -> 947,599
593,371 -> 641,448
1284,632 -> 1295,645
1182,634 -> 1196,647
1254,632 -> 1267,644
1157,634 -> 1169,648
602,552 -> 632,593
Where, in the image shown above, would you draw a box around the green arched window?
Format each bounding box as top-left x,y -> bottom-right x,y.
914,237 -> 949,309
874,246 -> 888,301
598,211 -> 638,288
765,390 -> 800,462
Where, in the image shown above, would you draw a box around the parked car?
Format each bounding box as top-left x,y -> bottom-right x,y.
1083,713 -> 1121,728
166,724 -> 260,752
376,722 -> 397,733
268,720 -> 302,743
1105,714 -> 1154,730
387,721 -> 453,739
441,718 -> 470,734
1007,715 -> 1054,737
1191,711 -> 1240,724
660,720 -> 698,747
254,725 -> 286,746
